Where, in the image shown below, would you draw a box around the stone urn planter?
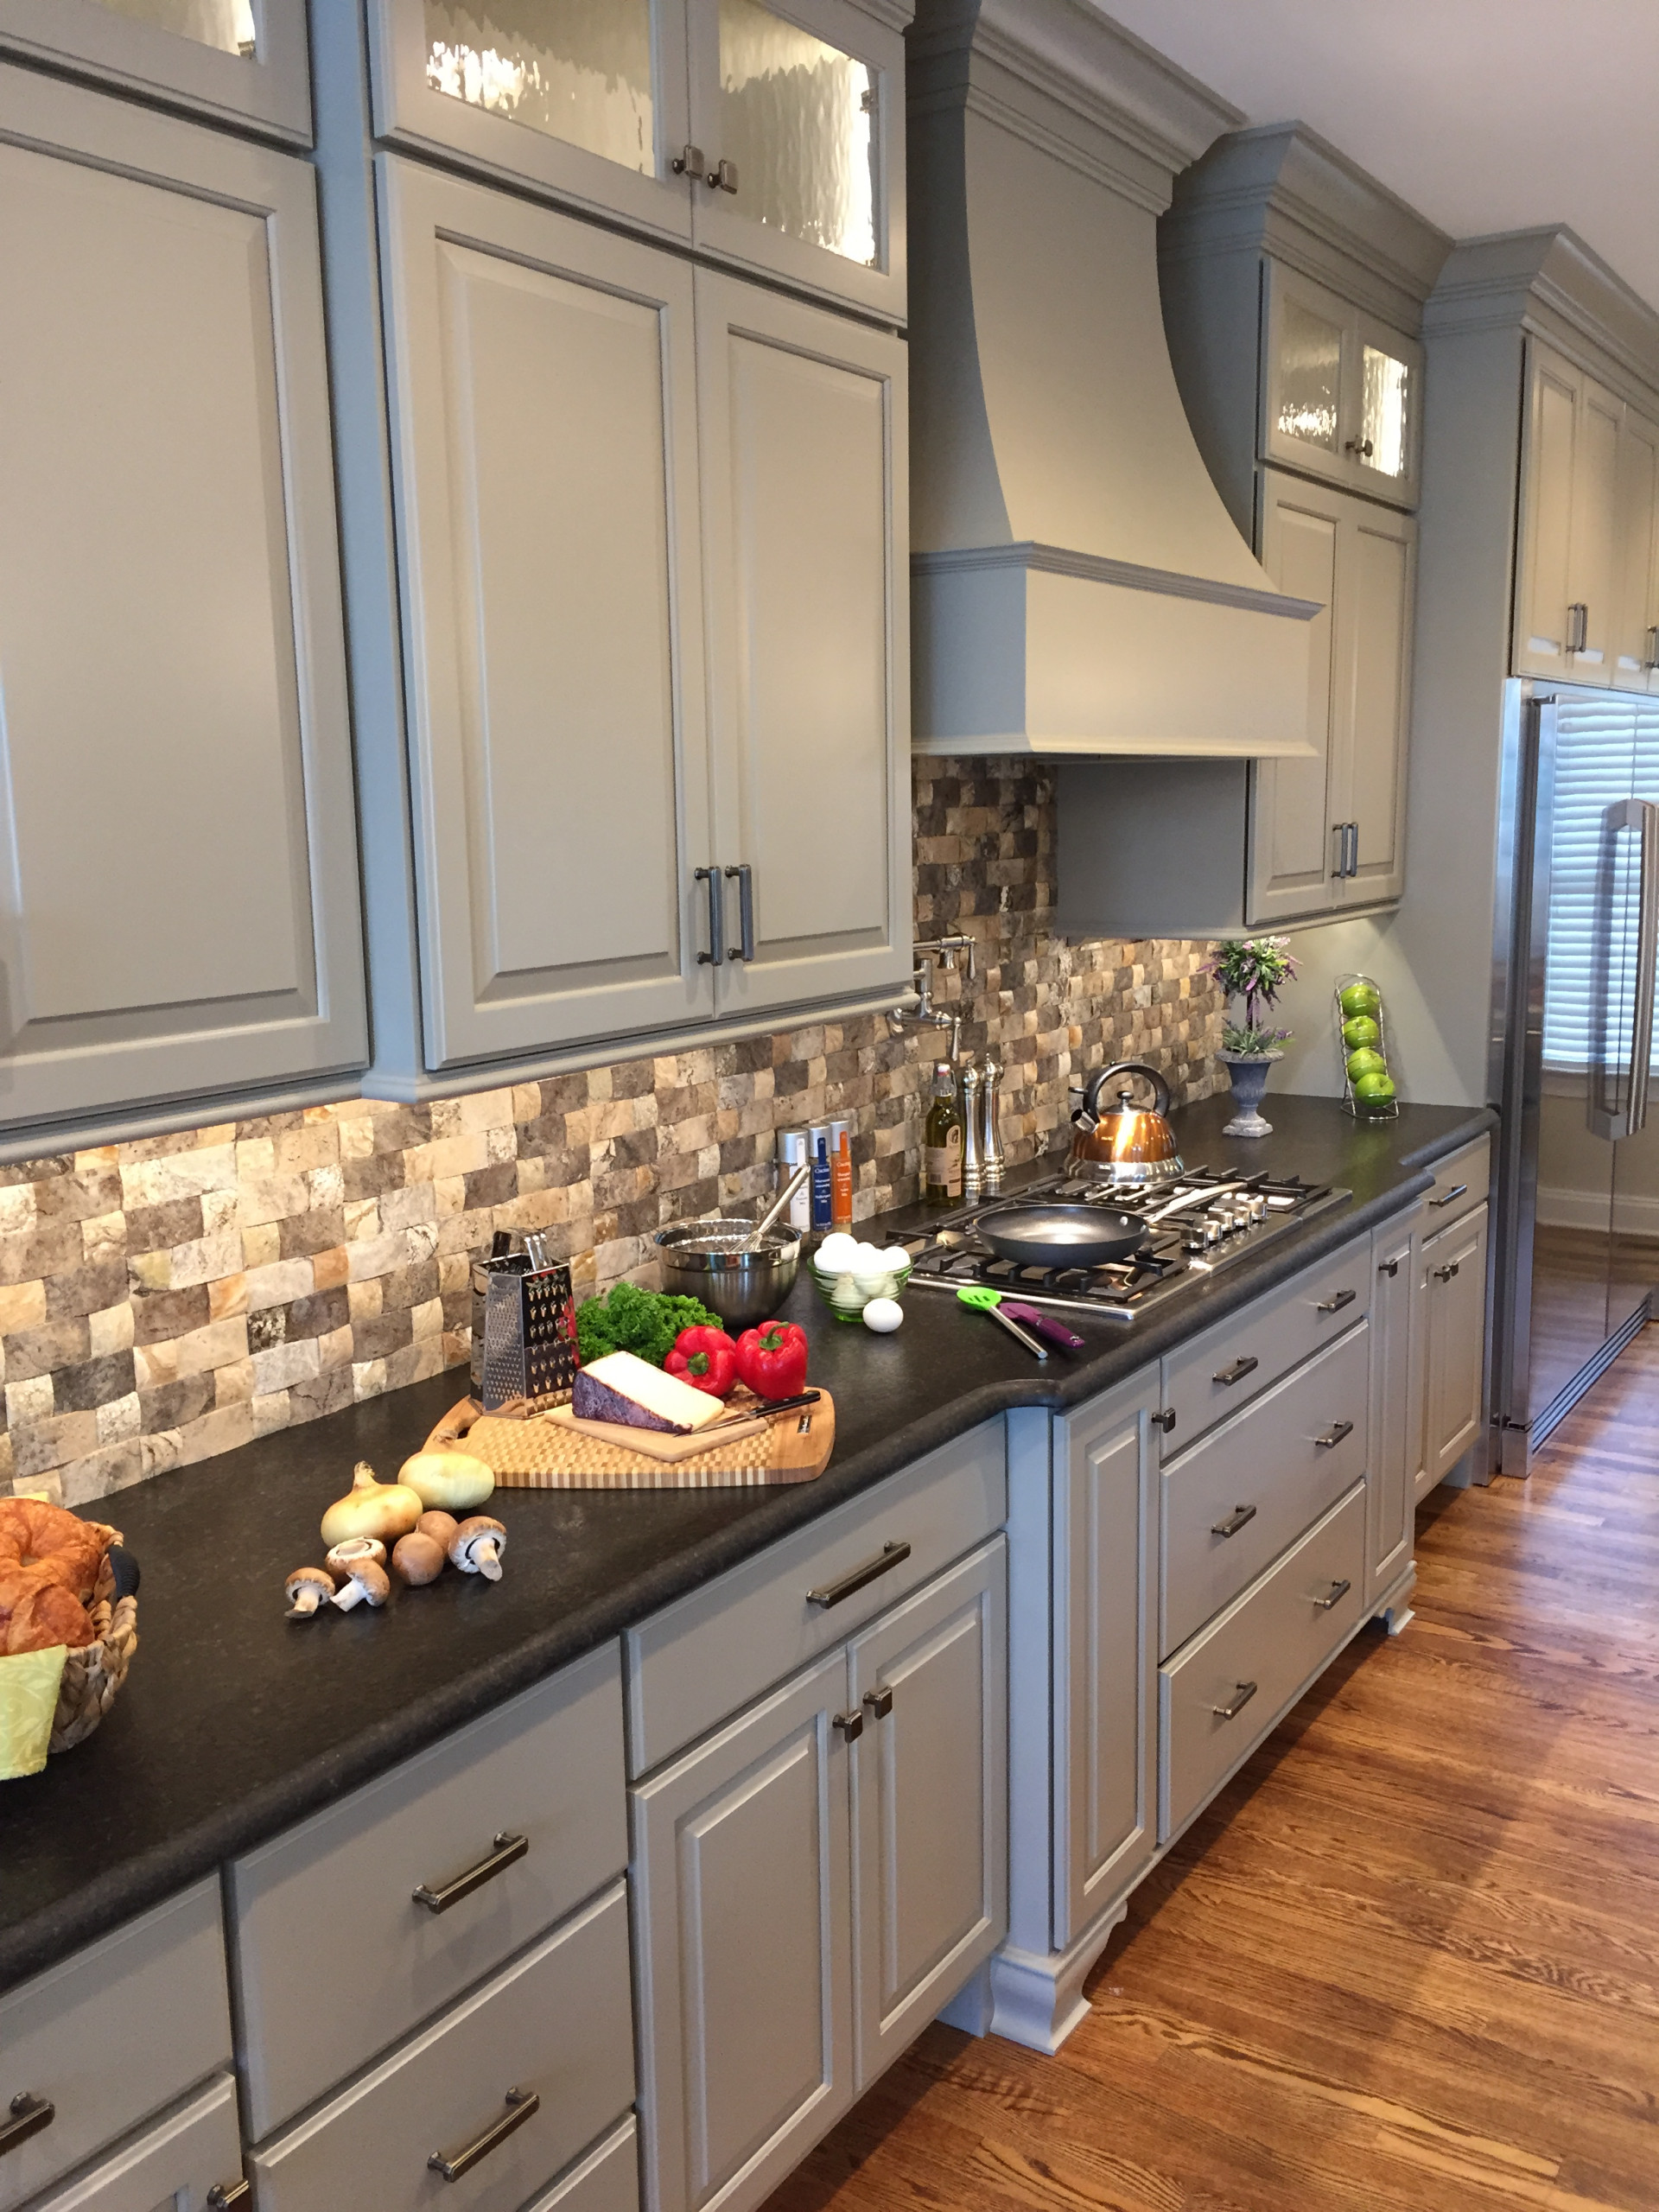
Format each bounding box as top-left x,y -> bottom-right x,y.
1217,1048 -> 1283,1138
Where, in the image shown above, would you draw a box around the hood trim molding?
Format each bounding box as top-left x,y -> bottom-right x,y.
913,541 -> 1321,622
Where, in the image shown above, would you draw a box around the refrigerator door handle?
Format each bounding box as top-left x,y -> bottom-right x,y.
1629,799 -> 1659,1135
1591,798 -> 1659,1140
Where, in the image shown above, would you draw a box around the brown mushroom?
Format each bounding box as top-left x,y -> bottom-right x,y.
283,1565 -> 337,1618
332,1554 -> 391,1611
325,1535 -> 386,1579
391,1530 -> 446,1586
449,1515 -> 506,1582
416,1510 -> 459,1550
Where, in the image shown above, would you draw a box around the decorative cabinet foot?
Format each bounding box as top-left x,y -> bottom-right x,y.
986,1904 -> 1129,2054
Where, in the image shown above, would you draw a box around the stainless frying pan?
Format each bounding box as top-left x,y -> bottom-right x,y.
976,1202 -> 1148,1271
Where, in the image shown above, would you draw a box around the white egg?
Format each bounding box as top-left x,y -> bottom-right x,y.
879,1247 -> 912,1274
854,1242 -> 885,1270
830,1272 -> 864,1311
861,1297 -> 904,1333
853,1269 -> 891,1297
815,1232 -> 860,1273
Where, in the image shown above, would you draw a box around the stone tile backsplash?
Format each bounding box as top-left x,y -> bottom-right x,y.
3,759 -> 1223,1505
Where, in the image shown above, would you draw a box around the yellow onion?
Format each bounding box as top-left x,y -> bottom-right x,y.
319,1461 -> 424,1549
398,1448 -> 496,1514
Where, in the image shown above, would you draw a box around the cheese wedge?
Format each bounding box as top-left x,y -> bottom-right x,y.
571,1351 -> 728,1434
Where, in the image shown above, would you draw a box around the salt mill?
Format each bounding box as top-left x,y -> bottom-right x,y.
959,1062 -> 982,1201
979,1055 -> 1005,1195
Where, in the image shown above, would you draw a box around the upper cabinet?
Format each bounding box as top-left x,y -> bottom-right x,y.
378,158 -> 911,1076
0,0 -> 311,142
368,0 -> 907,321
1263,265 -> 1424,511
1515,338 -> 1659,693
0,66 -> 365,1154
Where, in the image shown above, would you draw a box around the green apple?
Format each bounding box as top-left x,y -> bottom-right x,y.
1338,982 -> 1382,1018
1346,1047 -> 1388,1082
1341,1014 -> 1382,1050
1354,1071 -> 1397,1104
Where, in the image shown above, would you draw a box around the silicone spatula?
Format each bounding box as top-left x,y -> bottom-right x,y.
957,1284 -> 1049,1359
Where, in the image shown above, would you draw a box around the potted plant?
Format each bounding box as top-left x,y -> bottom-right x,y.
1205,937 -> 1297,1137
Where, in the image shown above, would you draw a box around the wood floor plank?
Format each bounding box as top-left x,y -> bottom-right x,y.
758,1325 -> 1659,2212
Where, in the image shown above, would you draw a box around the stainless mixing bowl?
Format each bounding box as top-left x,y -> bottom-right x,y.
654,1222 -> 802,1332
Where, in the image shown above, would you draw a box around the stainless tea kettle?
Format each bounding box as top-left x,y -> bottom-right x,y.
1069,1061 -> 1184,1185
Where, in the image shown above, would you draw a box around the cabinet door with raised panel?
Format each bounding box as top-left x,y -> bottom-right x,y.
1367,1209 -> 1421,1605
1422,1201 -> 1489,1486
696,271 -> 911,1019
685,0 -> 906,323
0,0 -> 309,141
28,2076 -> 244,2212
1614,405 -> 1659,695
1249,468 -> 1341,922
379,157 -> 716,1069
631,1649 -> 853,2212
1516,341 -> 1622,687
1568,374 -> 1624,683
1051,1378 -> 1159,1951
0,70 -> 365,1145
1341,499 -> 1416,907
847,1541 -> 1007,2084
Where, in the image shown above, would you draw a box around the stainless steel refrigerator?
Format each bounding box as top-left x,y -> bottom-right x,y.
1491,681 -> 1659,1471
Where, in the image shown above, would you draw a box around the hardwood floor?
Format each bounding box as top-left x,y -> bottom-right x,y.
765,1332 -> 1659,2212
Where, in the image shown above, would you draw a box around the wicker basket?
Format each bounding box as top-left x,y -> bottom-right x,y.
1,1525 -> 139,1770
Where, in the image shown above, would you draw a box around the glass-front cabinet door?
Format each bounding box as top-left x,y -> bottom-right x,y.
0,0 -> 311,139
1262,264 -> 1422,509
685,0 -> 905,319
371,0 -> 695,240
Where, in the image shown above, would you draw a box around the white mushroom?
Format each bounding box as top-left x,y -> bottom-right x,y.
283,1566 -> 336,1618
449,1516 -> 506,1582
332,1554 -> 391,1611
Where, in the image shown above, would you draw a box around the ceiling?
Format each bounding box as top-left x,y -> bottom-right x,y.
1097,0 -> 1659,314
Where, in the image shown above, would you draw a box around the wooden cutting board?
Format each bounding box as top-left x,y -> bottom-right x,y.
424,1389 -> 836,1490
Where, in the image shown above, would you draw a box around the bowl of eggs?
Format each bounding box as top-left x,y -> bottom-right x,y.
810,1232 -> 913,1327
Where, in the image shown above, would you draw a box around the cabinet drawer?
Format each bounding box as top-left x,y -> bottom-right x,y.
524,2118 -> 639,2212
29,2074 -> 242,2212
1162,1319 -> 1369,1656
1160,1232 -> 1370,1451
249,1881 -> 634,2212
1160,1484 -> 1365,1843
230,1643 -> 626,2140
626,1421 -> 1007,1776
1,1881 -> 231,2212
1421,1135 -> 1491,1229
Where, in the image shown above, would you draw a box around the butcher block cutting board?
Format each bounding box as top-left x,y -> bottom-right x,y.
425,1388 -> 836,1490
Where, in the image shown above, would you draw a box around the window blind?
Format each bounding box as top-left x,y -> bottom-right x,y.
1541,695 -> 1659,1072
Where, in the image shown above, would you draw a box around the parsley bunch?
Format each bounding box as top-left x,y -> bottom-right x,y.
575,1281 -> 720,1369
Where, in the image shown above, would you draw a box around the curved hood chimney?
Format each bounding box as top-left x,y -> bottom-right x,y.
907,0 -> 1318,756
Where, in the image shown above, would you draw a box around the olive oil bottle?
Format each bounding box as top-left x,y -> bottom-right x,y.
923,1060 -> 963,1205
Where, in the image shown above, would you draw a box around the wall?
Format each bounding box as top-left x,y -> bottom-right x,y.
3,759 -> 1223,1509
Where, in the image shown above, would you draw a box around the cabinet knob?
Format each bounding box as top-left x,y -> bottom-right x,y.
1153,1406 -> 1177,1433
1434,1261 -> 1460,1282
833,1708 -> 864,1742
708,158 -> 740,194
1344,435 -> 1375,459
671,143 -> 705,177
1379,1258 -> 1400,1277
862,1685 -> 894,1719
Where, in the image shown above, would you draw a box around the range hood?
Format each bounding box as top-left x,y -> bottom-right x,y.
906,0 -> 1318,757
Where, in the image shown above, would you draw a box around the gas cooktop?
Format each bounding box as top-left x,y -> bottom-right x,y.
905,1164 -> 1351,1322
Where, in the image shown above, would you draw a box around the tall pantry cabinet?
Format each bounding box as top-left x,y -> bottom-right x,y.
0,17 -> 369,1161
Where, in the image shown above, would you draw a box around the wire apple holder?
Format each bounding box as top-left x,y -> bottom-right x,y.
1335,973 -> 1399,1118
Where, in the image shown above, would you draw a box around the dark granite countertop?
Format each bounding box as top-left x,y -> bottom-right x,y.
0,1092 -> 1492,1992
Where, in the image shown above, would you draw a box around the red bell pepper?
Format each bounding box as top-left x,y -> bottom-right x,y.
734,1319 -> 809,1401
665,1325 -> 739,1398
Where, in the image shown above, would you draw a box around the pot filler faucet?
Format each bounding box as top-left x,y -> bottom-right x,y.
887,935 -> 976,1062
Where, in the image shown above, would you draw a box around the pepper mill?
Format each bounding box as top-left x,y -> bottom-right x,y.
959,1062 -> 982,1201
979,1055 -> 1005,1195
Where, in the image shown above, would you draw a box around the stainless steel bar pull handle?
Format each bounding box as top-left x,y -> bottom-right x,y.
1214,1355 -> 1258,1386
1213,1681 -> 1258,1721
1647,624 -> 1659,670
1316,1288 -> 1357,1314
1630,799 -> 1659,1134
1313,1420 -> 1355,1448
1211,1503 -> 1257,1539
808,1540 -> 910,1609
429,2089 -> 539,2183
1429,1184 -> 1468,1208
0,2094 -> 54,2157
207,2183 -> 251,2209
695,866 -> 725,966
724,864 -> 756,962
1313,1580 -> 1352,1611
413,1833 -> 528,1914
1345,822 -> 1360,877
1567,601 -> 1589,653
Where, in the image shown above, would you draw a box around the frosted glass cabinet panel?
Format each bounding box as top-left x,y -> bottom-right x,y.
378,159 -> 717,1068
0,0 -> 310,138
0,68 -> 365,1145
1262,265 -> 1421,509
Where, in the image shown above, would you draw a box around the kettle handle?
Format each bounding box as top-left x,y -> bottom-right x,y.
1083,1060 -> 1172,1123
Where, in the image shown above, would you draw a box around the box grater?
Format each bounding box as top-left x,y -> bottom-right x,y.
473,1246 -> 577,1413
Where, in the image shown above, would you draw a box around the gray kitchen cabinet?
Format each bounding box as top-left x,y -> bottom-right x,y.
24,2076 -> 244,2212
0,67 -> 366,1157
1421,1199 -> 1490,1491
1613,401 -> 1659,695
695,270 -> 912,1020
0,0 -> 310,143
368,0 -> 907,322
1367,1206 -> 1422,1610
1514,340 -> 1624,686
847,1540 -> 1007,2082
1261,263 -> 1425,511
